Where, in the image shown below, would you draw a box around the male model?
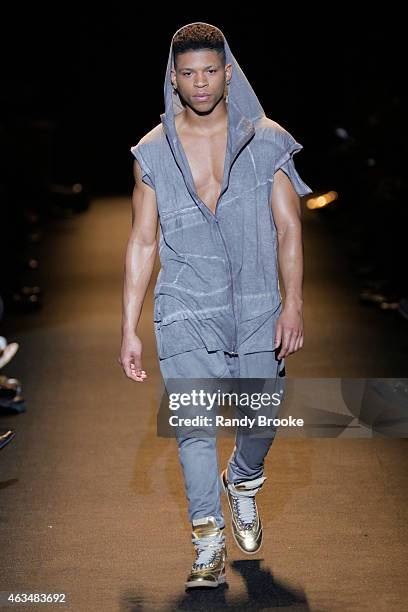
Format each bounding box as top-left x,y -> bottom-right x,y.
120,22 -> 313,589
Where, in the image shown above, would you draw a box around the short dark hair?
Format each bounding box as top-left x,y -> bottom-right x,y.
172,23 -> 226,69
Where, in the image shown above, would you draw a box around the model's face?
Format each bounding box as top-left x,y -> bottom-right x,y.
171,49 -> 232,111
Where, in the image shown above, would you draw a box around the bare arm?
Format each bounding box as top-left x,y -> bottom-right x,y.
119,159 -> 158,382
271,168 -> 304,359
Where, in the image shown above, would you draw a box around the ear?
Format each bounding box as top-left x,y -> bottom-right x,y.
225,63 -> 232,83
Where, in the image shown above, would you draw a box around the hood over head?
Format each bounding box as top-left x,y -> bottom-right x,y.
160,22 -> 266,221
161,21 -> 265,127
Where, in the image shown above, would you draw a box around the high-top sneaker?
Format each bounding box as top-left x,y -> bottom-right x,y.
185,516 -> 227,589
220,469 -> 266,554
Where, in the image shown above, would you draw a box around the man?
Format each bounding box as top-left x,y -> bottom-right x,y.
120,22 -> 313,589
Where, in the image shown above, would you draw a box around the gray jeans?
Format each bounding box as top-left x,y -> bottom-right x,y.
158,347 -> 285,529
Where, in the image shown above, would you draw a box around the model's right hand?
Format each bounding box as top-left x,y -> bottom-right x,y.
118,334 -> 147,382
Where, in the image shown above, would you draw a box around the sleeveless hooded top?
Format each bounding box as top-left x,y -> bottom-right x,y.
130,22 -> 313,359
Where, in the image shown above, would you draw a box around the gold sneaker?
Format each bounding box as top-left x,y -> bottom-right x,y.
185,516 -> 227,589
221,469 -> 266,554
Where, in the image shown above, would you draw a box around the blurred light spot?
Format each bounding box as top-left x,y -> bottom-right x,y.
306,191 -> 338,210
335,127 -> 349,139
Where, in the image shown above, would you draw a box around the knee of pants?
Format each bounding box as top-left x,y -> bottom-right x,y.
176,433 -> 217,449
174,422 -> 218,444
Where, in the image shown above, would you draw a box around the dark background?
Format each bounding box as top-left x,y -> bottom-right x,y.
2,10 -> 405,194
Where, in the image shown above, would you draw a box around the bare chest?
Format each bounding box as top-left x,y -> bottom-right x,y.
177,130 -> 228,215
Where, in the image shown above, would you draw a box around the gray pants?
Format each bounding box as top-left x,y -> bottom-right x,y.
158,347 -> 285,529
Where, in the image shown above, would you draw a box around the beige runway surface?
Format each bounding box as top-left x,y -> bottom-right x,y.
0,197 -> 407,611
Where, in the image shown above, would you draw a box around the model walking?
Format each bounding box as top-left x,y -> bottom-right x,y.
120,21 -> 312,589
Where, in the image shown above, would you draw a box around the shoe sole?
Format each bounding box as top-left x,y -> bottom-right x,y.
185,573 -> 226,589
220,470 -> 263,555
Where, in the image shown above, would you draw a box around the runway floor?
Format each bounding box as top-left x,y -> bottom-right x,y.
0,196 -> 407,611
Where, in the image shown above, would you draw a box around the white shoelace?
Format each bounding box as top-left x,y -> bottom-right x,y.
192,533 -> 225,568
232,494 -> 257,527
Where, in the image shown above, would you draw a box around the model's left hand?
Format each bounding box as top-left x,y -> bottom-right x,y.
274,302 -> 304,359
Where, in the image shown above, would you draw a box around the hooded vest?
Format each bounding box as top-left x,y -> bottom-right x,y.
130,22 -> 313,360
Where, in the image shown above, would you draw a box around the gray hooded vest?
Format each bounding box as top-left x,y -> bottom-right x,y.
130,22 -> 313,360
